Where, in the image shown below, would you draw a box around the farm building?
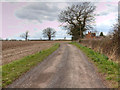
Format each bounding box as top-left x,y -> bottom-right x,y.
85,31 -> 96,39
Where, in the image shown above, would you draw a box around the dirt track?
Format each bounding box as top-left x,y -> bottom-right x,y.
8,43 -> 105,88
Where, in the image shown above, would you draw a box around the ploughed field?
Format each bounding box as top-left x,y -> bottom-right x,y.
2,41 -> 69,65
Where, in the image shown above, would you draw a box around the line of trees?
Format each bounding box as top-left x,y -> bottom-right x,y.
17,2 -> 113,41
20,27 -> 56,41
10,2 -> 96,41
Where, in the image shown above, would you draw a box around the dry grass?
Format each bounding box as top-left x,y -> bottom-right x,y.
80,38 -> 119,62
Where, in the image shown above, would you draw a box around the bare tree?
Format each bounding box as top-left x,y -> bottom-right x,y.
43,28 -> 56,40
59,2 -> 96,40
20,31 -> 29,41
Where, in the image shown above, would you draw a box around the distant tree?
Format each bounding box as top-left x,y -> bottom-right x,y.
20,31 -> 29,41
6,38 -> 9,41
43,28 -> 56,40
100,32 -> 104,36
40,37 -> 42,40
0,37 -> 2,41
64,37 -> 66,40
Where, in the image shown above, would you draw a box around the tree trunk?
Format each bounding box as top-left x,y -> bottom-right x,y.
48,37 -> 51,40
25,36 -> 27,41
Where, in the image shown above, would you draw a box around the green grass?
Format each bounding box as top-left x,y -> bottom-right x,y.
70,42 -> 120,88
2,43 -> 60,87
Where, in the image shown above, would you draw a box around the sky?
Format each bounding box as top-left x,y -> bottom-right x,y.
0,0 -> 119,40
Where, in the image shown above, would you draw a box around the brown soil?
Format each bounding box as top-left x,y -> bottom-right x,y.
2,41 -> 70,65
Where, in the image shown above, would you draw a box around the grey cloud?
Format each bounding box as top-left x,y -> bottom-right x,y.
15,3 -> 61,22
95,2 -> 118,16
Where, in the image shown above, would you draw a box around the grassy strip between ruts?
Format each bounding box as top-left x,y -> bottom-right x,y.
2,43 -> 60,87
70,42 -> 120,88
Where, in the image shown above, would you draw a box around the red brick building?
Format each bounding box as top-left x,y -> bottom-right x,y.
85,31 -> 96,39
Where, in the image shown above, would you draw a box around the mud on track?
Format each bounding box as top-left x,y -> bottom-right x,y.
8,43 -> 106,88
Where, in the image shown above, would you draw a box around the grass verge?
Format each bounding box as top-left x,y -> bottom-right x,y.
2,43 -> 60,87
70,42 -> 119,88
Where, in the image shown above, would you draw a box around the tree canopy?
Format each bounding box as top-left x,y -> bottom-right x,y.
59,2 -> 96,40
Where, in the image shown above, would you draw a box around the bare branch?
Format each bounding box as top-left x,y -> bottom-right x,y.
58,2 -> 96,40
20,31 -> 29,41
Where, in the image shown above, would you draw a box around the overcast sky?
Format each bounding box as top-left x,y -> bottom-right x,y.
0,0 -> 118,40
